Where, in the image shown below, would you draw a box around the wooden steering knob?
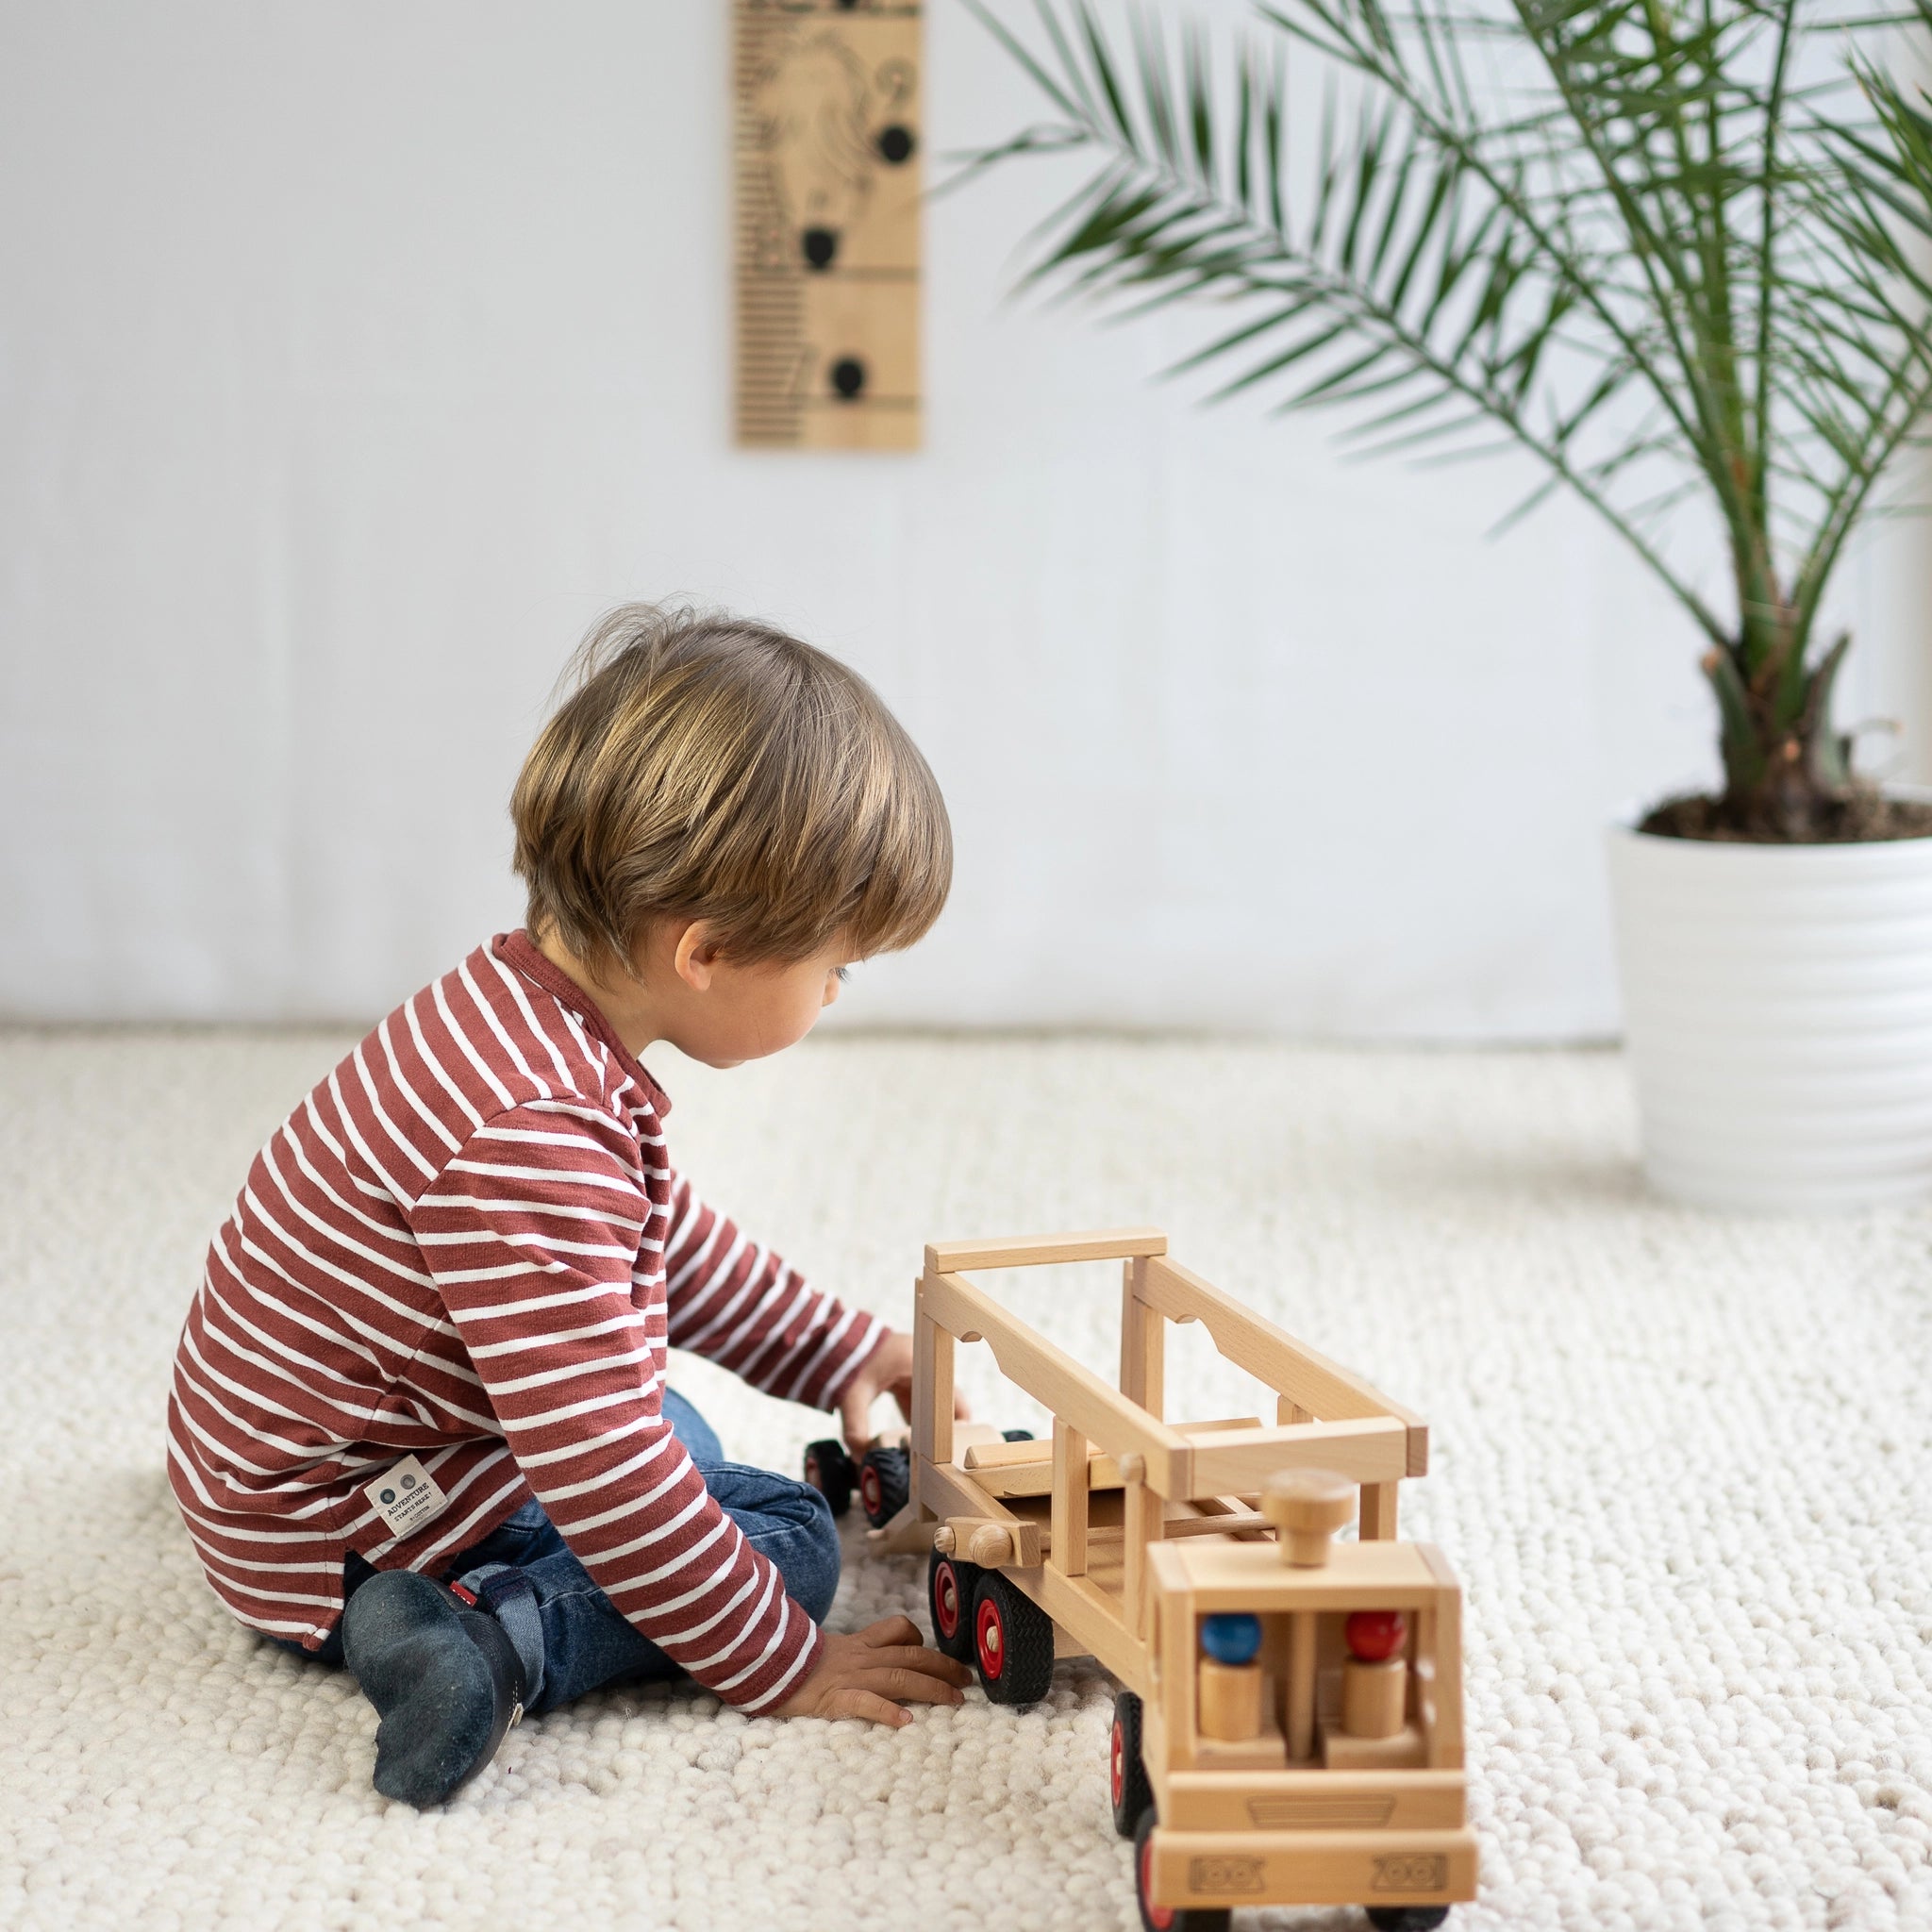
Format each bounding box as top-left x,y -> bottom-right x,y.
1260,1468 -> 1357,1566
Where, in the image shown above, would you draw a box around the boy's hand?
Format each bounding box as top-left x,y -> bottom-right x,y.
839,1328 -> 970,1456
772,1616 -> 972,1726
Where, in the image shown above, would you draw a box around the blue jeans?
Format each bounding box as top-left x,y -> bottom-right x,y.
286,1391 -> 841,1716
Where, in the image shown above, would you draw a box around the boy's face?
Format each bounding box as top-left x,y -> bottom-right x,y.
534,919 -> 857,1067
661,933 -> 854,1069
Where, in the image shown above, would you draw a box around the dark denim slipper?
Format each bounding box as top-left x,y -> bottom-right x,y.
341,1569 -> 528,1806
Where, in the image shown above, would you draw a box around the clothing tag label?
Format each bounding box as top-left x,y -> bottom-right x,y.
361,1455 -> 450,1540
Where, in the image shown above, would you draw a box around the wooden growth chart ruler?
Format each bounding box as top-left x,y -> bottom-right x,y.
734,0 -> 923,449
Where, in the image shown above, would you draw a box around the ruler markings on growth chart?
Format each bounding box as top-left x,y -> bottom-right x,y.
733,0 -> 923,450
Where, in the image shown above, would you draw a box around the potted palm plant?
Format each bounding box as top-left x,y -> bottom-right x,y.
968,0 -> 1932,1209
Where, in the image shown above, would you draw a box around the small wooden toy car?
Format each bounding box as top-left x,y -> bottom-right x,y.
802,1432 -> 912,1528
803,1424 -> 1034,1530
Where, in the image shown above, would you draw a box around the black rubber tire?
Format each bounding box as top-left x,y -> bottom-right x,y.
1134,1807 -> 1230,1932
858,1444 -> 910,1528
1110,1690 -> 1154,1839
1366,1912 -> 1451,1931
802,1440 -> 855,1518
970,1571 -> 1056,1706
1001,1427 -> 1035,1441
926,1547 -> 981,1662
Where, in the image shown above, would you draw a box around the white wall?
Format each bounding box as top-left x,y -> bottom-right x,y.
1,1 -> 1924,1037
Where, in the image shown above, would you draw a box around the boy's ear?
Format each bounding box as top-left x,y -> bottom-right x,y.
672,921 -> 722,991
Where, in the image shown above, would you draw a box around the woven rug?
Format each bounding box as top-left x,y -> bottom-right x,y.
2,1027 -> 1928,1931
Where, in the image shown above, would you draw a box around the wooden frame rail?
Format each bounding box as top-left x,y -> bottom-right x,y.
918,1252 -> 1428,1512
920,1268 -> 1194,1496
925,1227 -> 1167,1275
1181,1418 -> 1407,1496
1138,1255 -> 1429,1479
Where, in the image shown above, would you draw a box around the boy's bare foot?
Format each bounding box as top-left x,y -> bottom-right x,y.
773,1614 -> 973,1725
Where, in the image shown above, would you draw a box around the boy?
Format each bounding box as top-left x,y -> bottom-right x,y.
166,604 -> 971,1807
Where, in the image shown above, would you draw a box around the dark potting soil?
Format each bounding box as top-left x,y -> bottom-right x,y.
1639,790 -> 1932,843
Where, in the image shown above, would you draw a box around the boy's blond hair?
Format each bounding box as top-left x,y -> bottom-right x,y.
511,603 -> 951,971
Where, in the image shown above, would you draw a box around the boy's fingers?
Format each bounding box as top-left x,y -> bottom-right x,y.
847,1646 -> 971,1688
858,1615 -> 924,1649
861,1644 -> 973,1685
827,1690 -> 911,1727
838,1387 -> 873,1456
856,1666 -> 966,1705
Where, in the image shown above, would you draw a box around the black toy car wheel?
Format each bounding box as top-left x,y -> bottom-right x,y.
1366,1911 -> 1451,1930
802,1439 -> 855,1517
1110,1690 -> 1154,1838
970,1571 -> 1056,1706
926,1547 -> 981,1662
1134,1807 -> 1230,1932
858,1444 -> 910,1527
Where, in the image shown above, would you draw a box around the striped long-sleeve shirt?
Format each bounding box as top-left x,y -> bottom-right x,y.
165,930 -> 885,1710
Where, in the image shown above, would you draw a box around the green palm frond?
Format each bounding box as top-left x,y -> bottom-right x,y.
965,0 -> 1932,831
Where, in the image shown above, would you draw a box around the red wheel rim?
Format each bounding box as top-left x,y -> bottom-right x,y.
974,1593 -> 1006,1679
859,1465 -> 882,1515
1139,1832 -> 1173,1930
934,1560 -> 960,1641
1111,1717 -> 1124,1808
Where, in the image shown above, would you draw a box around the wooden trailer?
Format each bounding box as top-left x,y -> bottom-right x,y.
887,1227 -> 1477,1932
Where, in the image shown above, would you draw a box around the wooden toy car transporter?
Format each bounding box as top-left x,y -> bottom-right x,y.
893,1229 -> 1475,1932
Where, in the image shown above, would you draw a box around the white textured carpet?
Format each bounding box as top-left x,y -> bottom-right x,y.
3,1028 -> 1931,1932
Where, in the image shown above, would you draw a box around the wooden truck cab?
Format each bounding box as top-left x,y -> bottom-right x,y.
1140,1535 -> 1475,1921
848,1227 -> 1477,1931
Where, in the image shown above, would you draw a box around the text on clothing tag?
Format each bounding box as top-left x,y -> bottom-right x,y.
360,1455 -> 450,1540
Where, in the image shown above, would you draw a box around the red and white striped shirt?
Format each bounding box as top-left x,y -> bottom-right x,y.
166,931 -> 885,1711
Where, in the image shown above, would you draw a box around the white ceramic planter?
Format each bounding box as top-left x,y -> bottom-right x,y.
1607,809 -> 1932,1212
